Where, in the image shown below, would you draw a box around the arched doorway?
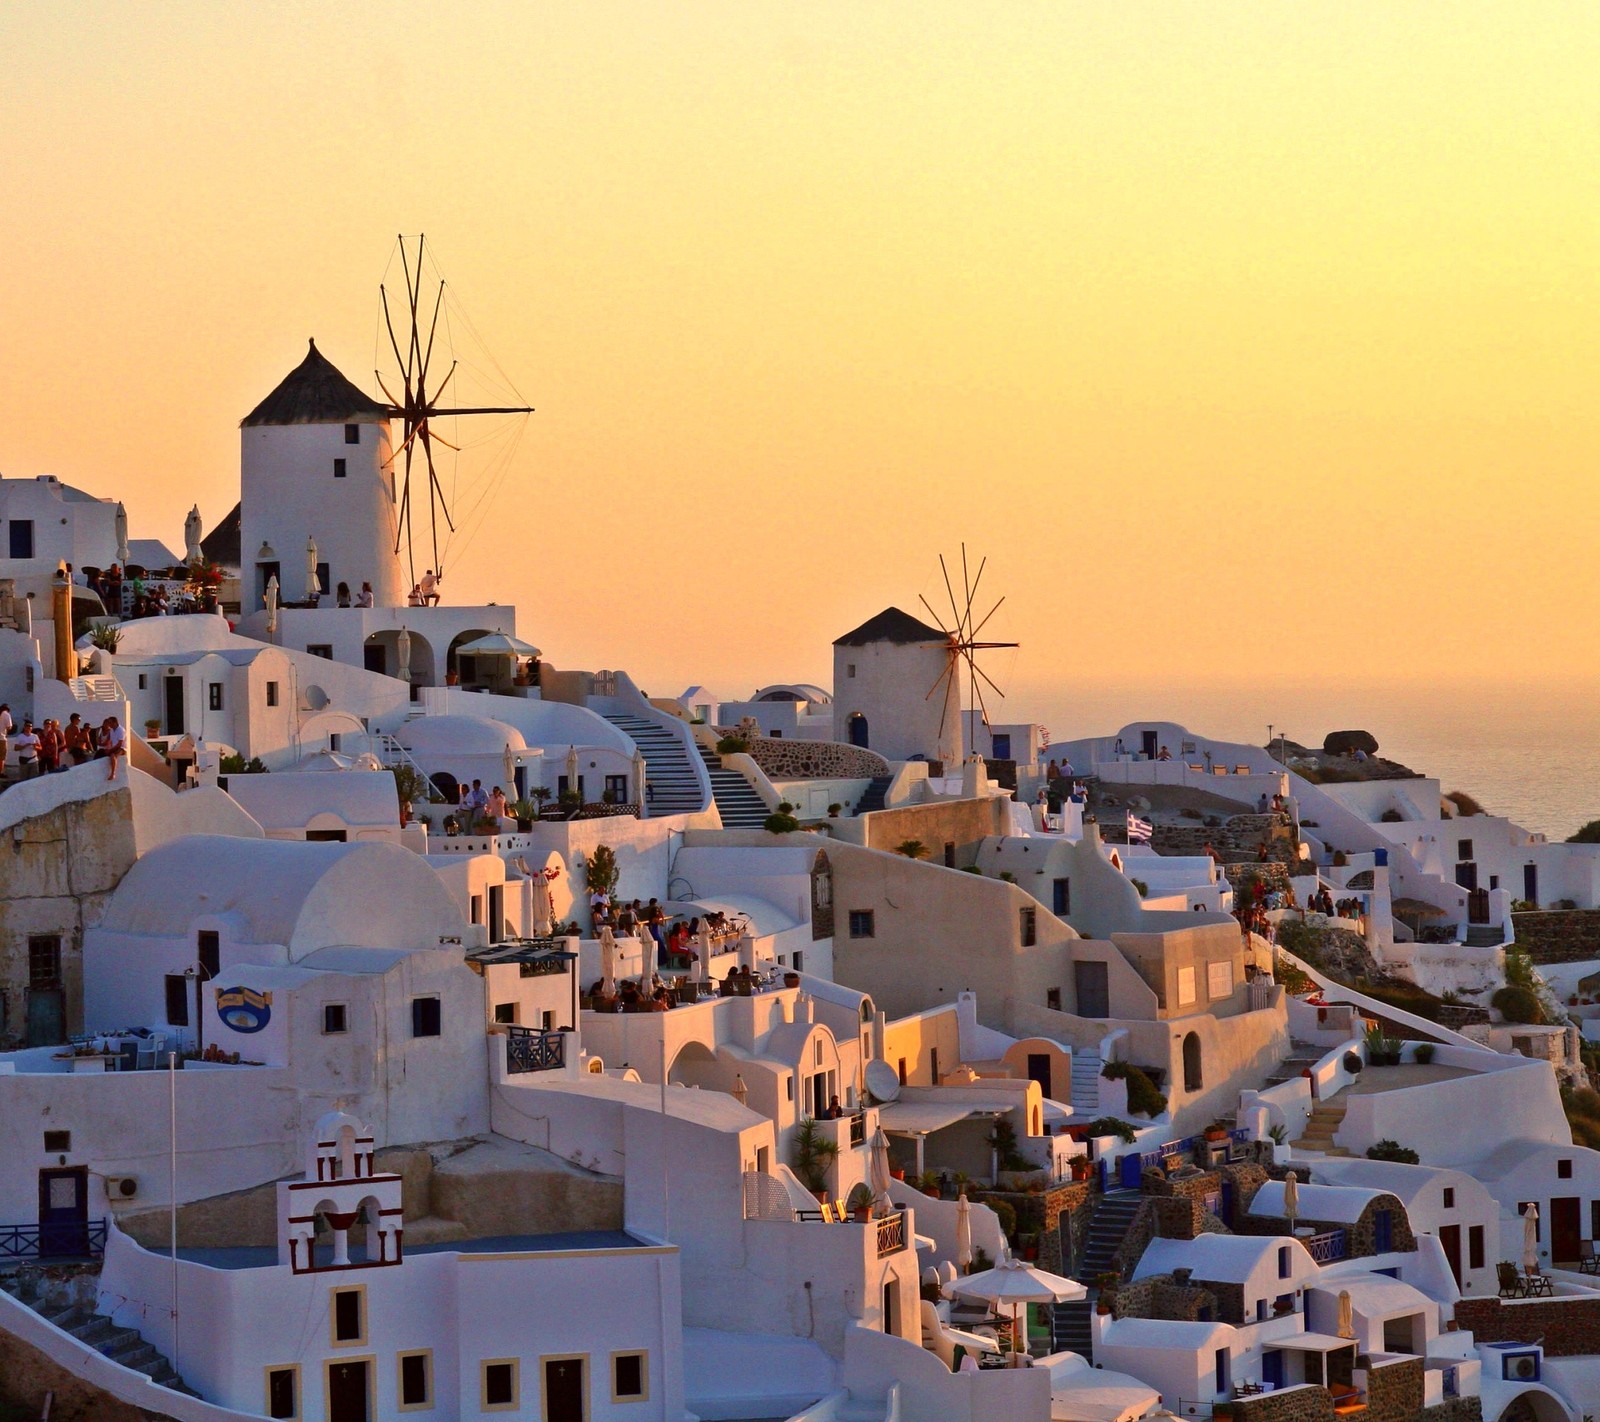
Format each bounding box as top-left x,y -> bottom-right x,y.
1182,1032 -> 1203,1093
446,628 -> 494,688
847,713 -> 869,749
668,1041 -> 720,1090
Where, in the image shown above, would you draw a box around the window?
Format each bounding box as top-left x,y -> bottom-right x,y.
306,644 -> 333,660
397,1351 -> 432,1410
137,673 -> 147,690
333,459 -> 347,478
481,1360 -> 518,1411
28,935 -> 61,988
847,663 -> 856,678
208,683 -> 224,711
792,950 -> 803,973
1046,987 -> 1061,1010
43,1130 -> 70,1153
165,974 -> 190,1026
197,930 -> 220,979
1207,960 -> 1235,999
266,681 -> 279,707
8,519 -> 34,559
1019,906 -> 1037,946
411,997 -> 441,1037
1442,1188 -> 1455,1208
330,1287 -> 365,1345
344,423 -> 361,444
540,1010 -> 554,1031
322,1003 -> 348,1035
944,841 -> 956,868
493,1003 -> 517,1025
848,910 -> 875,939
1469,1226 -> 1485,1270
605,773 -> 629,803
1559,1159 -> 1573,1180
1052,878 -> 1070,915
1177,965 -> 1198,1007
612,1351 -> 648,1402
265,1366 -> 299,1420
1278,1245 -> 1292,1278
1457,839 -> 1474,862
897,1057 -> 907,1086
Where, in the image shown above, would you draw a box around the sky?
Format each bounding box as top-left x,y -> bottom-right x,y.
2,3 -> 1597,733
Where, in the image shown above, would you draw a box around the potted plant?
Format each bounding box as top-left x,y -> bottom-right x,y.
783,970 -> 801,988
1070,1156 -> 1092,1182
792,1117 -> 839,1200
846,1183 -> 874,1223
510,799 -> 537,831
558,789 -> 583,817
828,803 -> 842,818
144,717 -> 161,738
1203,1120 -> 1230,1143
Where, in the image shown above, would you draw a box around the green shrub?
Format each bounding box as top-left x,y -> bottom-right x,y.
984,1198 -> 1017,1240
1083,1117 -> 1138,1143
895,839 -> 929,860
1130,878 -> 1148,898
1445,790 -> 1487,818
1100,1061 -> 1167,1118
1503,949 -> 1537,990
219,753 -> 267,774
1567,821 -> 1600,844
1412,1043 -> 1436,1065
716,735 -> 750,755
763,812 -> 801,834
1492,985 -> 1544,1025
791,1117 -> 838,1193
1366,1140 -> 1419,1164
1380,808 -> 1404,823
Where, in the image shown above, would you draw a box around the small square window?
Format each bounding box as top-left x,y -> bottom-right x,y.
165,973 -> 190,1026
331,1287 -> 364,1344
847,663 -> 856,677
28,935 -> 61,989
1458,839 -> 1474,862
848,910 -> 875,939
612,1351 -> 648,1401
137,673 -> 148,690
482,1360 -> 517,1411
265,1366 -> 299,1420
43,1130 -> 70,1153
323,1003 -> 348,1035
1019,906 -> 1037,947
398,1351 -> 432,1410
411,997 -> 441,1037
1559,1159 -> 1574,1179
208,682 -> 224,712
198,929 -> 220,978
493,1003 -> 517,1025
266,681 -> 279,708
1442,1188 -> 1455,1208
333,459 -> 347,478
1046,986 -> 1061,1010
344,424 -> 361,444
8,519 -> 35,559
306,644 -> 333,660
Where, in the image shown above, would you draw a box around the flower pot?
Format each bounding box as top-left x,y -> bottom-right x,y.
784,972 -> 801,988
890,1168 -> 905,1181
516,818 -> 533,832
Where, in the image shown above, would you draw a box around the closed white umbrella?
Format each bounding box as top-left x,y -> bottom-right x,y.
1283,1170 -> 1299,1233
731,1074 -> 748,1107
566,745 -> 580,801
395,627 -> 412,683
956,1192 -> 974,1274
115,502 -> 130,565
1523,1203 -> 1540,1273
697,921 -> 713,984
184,505 -> 203,563
947,1258 -> 1085,1366
869,1127 -> 894,1215
600,925 -> 618,996
1336,1288 -> 1354,1340
264,574 -> 279,634
305,537 -> 321,597
633,749 -> 647,813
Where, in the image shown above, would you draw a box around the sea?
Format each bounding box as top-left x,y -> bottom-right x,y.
1022,678 -> 1600,844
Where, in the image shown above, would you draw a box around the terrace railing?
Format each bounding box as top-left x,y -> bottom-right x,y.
505,1026 -> 567,1075
0,1220 -> 107,1261
876,1210 -> 908,1257
1302,1228 -> 1347,1264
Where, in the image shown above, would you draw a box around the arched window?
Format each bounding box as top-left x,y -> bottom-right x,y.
847,713 -> 869,749
1182,1032 -> 1203,1093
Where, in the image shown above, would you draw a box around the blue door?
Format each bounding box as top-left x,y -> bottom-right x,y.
1215,1347 -> 1230,1396
38,1168 -> 88,1258
1120,1153 -> 1143,1190
1374,1209 -> 1393,1254
1263,1349 -> 1284,1389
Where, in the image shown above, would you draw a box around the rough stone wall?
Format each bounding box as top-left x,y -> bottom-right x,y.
1420,1398 -> 1483,1422
1510,910 -> 1600,964
1187,1277 -> 1246,1324
1455,1295 -> 1600,1354
861,795 -> 1011,863
0,785 -> 138,1047
1219,1162 -> 1269,1229
1152,812 -> 1295,865
1153,1196 -> 1206,1241
1364,1355 -> 1423,1422
1111,1272 -> 1218,1323
972,1180 -> 1088,1274
1236,1192 -> 1415,1258
1227,1386 -> 1337,1422
737,735 -> 891,781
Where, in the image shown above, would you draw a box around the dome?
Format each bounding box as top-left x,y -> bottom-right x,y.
397,714 -> 527,756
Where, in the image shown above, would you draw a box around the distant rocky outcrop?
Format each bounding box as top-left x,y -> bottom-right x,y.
1322,730 -> 1379,756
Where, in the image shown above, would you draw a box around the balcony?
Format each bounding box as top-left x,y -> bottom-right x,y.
0,1219 -> 107,1262
1301,1228 -> 1347,1264
876,1210 -> 907,1257
506,1026 -> 567,1074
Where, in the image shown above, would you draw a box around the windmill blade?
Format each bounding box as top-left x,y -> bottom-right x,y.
967,651 -> 993,731
969,656 -> 1008,700
939,554 -> 964,640
918,593 -> 955,637
964,557 -> 988,642
959,545 -> 973,640
418,280 -> 447,394
933,651 -> 961,740
968,594 -> 1007,642
925,654 -> 958,702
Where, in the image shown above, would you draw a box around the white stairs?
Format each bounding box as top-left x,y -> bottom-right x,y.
1070,1050 -> 1101,1114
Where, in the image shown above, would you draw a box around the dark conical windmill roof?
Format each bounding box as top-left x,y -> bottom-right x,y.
240,339 -> 396,428
834,607 -> 950,647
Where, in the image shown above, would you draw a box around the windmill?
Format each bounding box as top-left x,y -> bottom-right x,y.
919,546 -> 1018,761
376,234 -> 535,588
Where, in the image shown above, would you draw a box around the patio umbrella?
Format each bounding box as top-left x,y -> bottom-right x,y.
115,502 -> 130,565
731,1074 -> 748,1107
517,858 -> 554,937
264,574 -> 279,633
947,1258 -> 1085,1366
396,627 -> 412,683
184,505 -> 203,563
1283,1171 -> 1299,1233
566,746 -> 580,799
697,920 -> 713,978
1336,1289 -> 1354,1340
305,537 -> 321,596
453,631 -> 542,658
870,1127 -> 894,1214
739,932 -> 757,973
633,750 -> 647,809
1523,1203 -> 1540,1273
955,1192 -> 974,1273
600,925 -> 618,996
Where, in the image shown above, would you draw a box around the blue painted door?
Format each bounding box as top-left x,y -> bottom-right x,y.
38,1168 -> 88,1258
1374,1209 -> 1393,1254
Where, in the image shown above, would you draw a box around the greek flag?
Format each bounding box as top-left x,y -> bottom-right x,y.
1126,813 -> 1153,844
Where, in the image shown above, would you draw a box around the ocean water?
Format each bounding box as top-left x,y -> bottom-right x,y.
1025,679 -> 1600,843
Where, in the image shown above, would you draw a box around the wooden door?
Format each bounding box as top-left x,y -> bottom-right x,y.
164,676 -> 185,735
1439,1224 -> 1462,1286
1074,962 -> 1110,1018
1552,1197 -> 1582,1265
326,1360 -> 369,1422
544,1357 -> 586,1422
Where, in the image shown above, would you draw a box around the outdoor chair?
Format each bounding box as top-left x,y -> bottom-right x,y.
1525,1271 -> 1554,1297
1497,1262 -> 1527,1298
1579,1241 -> 1600,1275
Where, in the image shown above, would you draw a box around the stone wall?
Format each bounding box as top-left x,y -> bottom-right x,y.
1510,910 -> 1600,964
1227,1386 -> 1336,1422
1152,813 -> 1296,865
737,734 -> 891,781
1455,1294 -> 1600,1354
972,1180 -> 1089,1275
1420,1398 -> 1483,1422
1219,1162 -> 1269,1230
1236,1191 -> 1415,1259
1364,1355 -> 1423,1422
862,796 -> 1012,864
1110,1271 -> 1219,1323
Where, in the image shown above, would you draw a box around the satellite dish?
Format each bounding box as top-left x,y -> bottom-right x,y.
865,1059 -> 901,1103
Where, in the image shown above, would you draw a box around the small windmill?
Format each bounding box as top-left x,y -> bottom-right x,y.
376,234 -> 535,588
919,546 -> 1018,761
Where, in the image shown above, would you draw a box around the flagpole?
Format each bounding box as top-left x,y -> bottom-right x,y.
168,1051 -> 179,1379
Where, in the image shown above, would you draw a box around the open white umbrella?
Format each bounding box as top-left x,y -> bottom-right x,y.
948,1258 -> 1085,1366
956,1192 -> 974,1273
869,1127 -> 894,1214
1523,1203 -> 1540,1273
453,631 -> 542,658
396,627 -> 412,683
1283,1170 -> 1299,1233
115,502 -> 130,565
600,925 -> 618,996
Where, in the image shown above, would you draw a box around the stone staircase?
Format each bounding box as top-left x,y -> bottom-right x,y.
0,1272 -> 195,1395
600,713 -> 706,816
1051,1191 -> 1144,1361
1292,1100 -> 1352,1156
855,776 -> 893,814
695,746 -> 770,828
1263,1041 -> 1321,1088
1070,1050 -> 1101,1115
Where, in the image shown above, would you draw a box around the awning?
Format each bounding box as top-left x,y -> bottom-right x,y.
876,1102 -> 981,1135
1267,1333 -> 1359,1354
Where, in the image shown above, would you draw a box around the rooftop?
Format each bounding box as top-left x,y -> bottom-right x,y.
833,606 -> 949,647
176,1230 -> 643,1270
241,339 -> 394,428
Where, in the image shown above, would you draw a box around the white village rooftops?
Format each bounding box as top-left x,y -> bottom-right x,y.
398,712 -> 529,755
1311,1155 -> 1474,1205
1135,1233 -> 1308,1285
1315,1274 -> 1435,1317
1250,1179 -> 1383,1224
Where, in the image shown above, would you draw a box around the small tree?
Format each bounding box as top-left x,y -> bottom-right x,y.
895,839 -> 929,860
1569,820 -> 1600,845
583,844 -> 620,898
764,811 -> 800,834
791,1118 -> 838,1195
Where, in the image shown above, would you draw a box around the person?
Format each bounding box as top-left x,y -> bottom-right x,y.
589,883 -> 612,930
1059,756 -> 1074,778
64,713 -> 92,766
101,717 -> 126,780
335,581 -> 352,608
355,581 -> 374,609
616,901 -> 637,936
1257,792 -> 1271,813
419,569 -> 441,605
463,779 -> 489,822
406,584 -> 424,607
11,720 -> 40,777
826,1094 -> 842,1120
1157,744 -> 1171,761
0,701 -> 11,777
1113,737 -> 1126,756
1047,758 -> 1060,781
645,899 -> 665,948
485,785 -> 508,821
37,719 -> 62,775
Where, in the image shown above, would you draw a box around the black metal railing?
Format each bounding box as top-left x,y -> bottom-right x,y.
0,1220 -> 107,1261
506,1026 -> 567,1074
849,1112 -> 867,1146
876,1210 -> 907,1256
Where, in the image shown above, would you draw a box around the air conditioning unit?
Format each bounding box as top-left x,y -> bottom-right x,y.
1505,1353 -> 1540,1382
106,1175 -> 139,1201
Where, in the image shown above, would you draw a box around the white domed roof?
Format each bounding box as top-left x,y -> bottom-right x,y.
397,714 -> 527,756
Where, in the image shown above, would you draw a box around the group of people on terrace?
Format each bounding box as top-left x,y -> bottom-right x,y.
0,705 -> 124,783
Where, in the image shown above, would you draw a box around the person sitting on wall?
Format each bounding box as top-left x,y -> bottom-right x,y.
407,584 -> 424,607
419,569 -> 441,605
335,581 -> 352,608
1157,744 -> 1172,761
355,581 -> 374,608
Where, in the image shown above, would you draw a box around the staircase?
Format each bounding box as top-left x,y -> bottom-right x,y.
600,714 -> 706,816
1051,1192 -> 1144,1360
695,746 -> 770,828
855,776 -> 893,814
1464,925 -> 1504,948
0,1273 -> 195,1395
1263,1042 -> 1321,1088
368,730 -> 430,781
1070,1050 -> 1101,1115
1292,1099 -> 1351,1156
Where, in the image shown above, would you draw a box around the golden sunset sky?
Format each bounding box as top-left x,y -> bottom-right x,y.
2,3 -> 1596,717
